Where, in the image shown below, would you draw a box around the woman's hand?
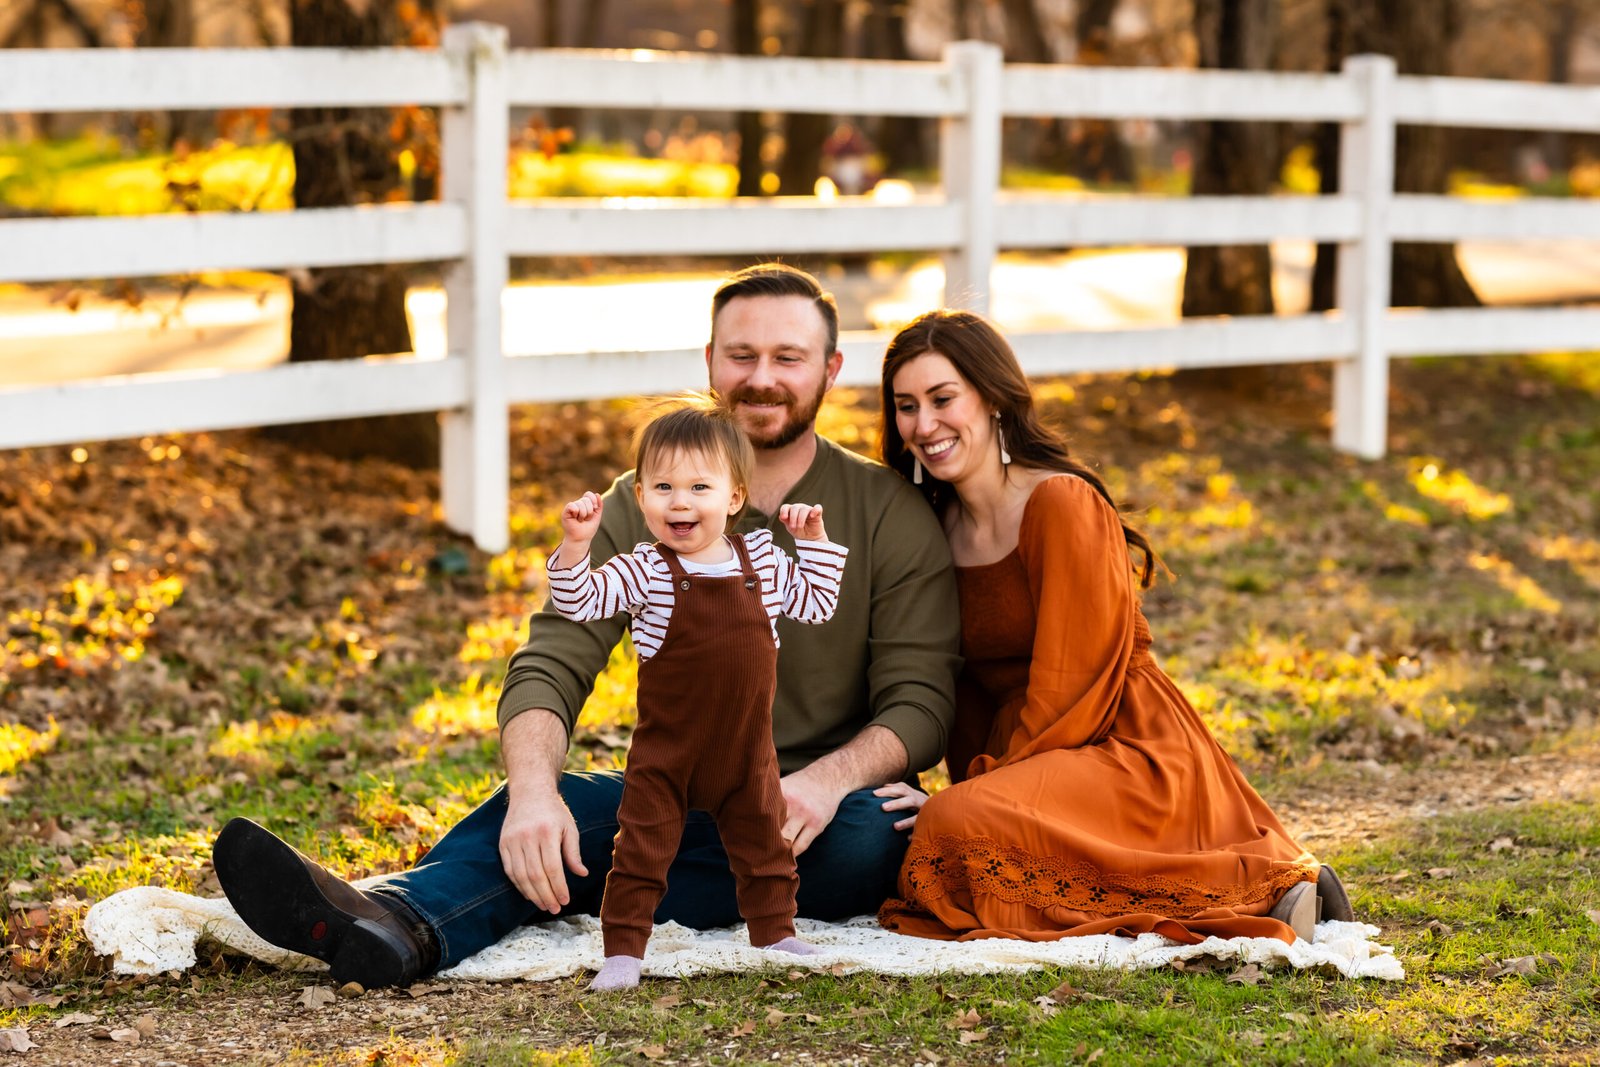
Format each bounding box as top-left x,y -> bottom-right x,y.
873,781 -> 929,831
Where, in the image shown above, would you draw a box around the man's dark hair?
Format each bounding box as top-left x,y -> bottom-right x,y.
710,262 -> 840,355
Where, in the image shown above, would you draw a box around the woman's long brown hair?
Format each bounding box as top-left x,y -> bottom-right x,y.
880,309 -> 1160,588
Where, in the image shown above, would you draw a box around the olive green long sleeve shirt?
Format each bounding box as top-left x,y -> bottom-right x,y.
497,435 -> 961,775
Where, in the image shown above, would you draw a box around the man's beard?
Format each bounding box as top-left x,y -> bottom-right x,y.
727,378 -> 828,450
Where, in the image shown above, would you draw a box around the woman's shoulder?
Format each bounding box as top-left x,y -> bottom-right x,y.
1019,472 -> 1117,538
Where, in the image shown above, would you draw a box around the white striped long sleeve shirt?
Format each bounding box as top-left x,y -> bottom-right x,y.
545,529 -> 848,663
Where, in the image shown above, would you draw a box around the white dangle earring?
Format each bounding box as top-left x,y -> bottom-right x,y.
995,413 -> 1012,466
912,456 -> 924,484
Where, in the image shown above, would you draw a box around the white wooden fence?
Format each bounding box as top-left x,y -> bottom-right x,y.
4,26 -> 1600,551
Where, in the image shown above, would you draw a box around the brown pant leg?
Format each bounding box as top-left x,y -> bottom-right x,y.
707,761 -> 798,947
602,762 -> 688,958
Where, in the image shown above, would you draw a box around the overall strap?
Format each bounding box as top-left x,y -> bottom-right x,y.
654,542 -> 688,577
730,534 -> 760,590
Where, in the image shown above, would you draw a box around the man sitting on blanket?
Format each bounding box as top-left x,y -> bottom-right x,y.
212,263 -> 961,988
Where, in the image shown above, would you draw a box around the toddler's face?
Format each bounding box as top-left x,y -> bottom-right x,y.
635,447 -> 745,562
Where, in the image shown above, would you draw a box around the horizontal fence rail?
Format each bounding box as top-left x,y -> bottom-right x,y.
2,204 -> 468,282
506,50 -> 967,115
0,47 -> 468,111
3,31 -> 1599,551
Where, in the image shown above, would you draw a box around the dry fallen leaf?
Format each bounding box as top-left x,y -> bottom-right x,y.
1280,1011 -> 1312,1026
0,1028 -> 38,1053
1426,867 -> 1457,879
1239,1030 -> 1268,1048
407,982 -> 449,997
1586,910 -> 1600,926
638,1044 -> 667,1060
299,984 -> 336,1009
957,1029 -> 989,1045
53,1013 -> 97,1028
1485,955 -> 1538,978
1045,980 -> 1085,1002
651,994 -> 682,1010
729,1019 -> 756,1038
764,1007 -> 790,1026
131,1015 -> 157,1038
107,1028 -> 141,1043
1225,963 -> 1266,986
1488,836 -> 1517,852
1425,919 -> 1453,938
948,1007 -> 982,1030
1377,869 -> 1414,884
1085,1049 -> 1105,1064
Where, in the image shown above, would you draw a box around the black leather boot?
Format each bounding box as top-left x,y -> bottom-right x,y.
213,817 -> 440,989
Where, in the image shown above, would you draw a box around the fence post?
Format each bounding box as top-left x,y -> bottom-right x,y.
939,40 -> 1002,314
1332,53 -> 1396,460
440,22 -> 510,552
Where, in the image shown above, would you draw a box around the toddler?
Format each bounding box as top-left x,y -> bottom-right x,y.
547,398 -> 848,991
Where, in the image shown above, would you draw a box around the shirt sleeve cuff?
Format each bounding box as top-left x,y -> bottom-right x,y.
496,679 -> 578,736
868,703 -> 945,776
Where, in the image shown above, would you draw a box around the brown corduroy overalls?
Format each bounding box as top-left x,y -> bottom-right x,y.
601,536 -> 798,958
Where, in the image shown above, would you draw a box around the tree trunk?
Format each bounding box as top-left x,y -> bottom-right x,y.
776,0 -> 844,195
1182,0 -> 1277,318
136,0 -> 201,149
866,0 -> 929,175
733,0 -> 768,196
1542,0 -> 1577,176
1339,0 -> 1479,308
1310,0 -> 1343,313
274,0 -> 440,468
1073,0 -> 1134,185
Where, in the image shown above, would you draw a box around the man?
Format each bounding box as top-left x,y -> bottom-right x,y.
213,263 -> 961,988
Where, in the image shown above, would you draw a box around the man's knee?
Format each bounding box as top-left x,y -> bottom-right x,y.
795,787 -> 910,919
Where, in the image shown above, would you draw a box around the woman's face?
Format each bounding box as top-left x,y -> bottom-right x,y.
891,352 -> 1000,487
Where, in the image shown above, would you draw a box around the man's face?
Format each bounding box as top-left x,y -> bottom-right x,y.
707,294 -> 842,450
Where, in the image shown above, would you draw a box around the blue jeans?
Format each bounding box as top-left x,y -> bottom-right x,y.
376,770 -> 911,970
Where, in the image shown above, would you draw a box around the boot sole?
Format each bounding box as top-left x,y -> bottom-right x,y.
1317,864 -> 1356,923
213,818 -> 413,988
1268,880 -> 1317,943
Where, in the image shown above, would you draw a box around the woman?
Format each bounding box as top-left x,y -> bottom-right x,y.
873,310 -> 1350,945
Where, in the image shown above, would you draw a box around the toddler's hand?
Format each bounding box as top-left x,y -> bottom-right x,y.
560,491 -> 604,546
778,503 -> 827,542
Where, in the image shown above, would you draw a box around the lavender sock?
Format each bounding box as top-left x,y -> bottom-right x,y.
764,936 -> 820,956
589,954 -> 643,991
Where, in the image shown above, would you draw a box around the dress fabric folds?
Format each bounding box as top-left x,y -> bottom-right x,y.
879,475 -> 1318,944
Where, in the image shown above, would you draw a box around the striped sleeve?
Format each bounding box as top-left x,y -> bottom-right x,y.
545,543 -> 655,622
778,535 -> 848,625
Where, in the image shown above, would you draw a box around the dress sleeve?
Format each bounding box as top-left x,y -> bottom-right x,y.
967,474 -> 1135,777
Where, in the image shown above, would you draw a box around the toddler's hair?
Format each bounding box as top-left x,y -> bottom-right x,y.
634,394 -> 754,520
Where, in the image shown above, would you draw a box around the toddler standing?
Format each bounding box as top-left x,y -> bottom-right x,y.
547,398 -> 848,991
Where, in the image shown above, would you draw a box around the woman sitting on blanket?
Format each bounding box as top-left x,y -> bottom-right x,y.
872,310 -> 1354,945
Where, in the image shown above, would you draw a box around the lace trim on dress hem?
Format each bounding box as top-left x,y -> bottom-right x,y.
890,834 -> 1317,920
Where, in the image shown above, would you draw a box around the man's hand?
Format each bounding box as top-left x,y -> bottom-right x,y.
779,762 -> 849,857
777,502 -> 827,543
498,788 -> 588,914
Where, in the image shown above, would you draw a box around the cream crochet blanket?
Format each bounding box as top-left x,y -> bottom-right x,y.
83,886 -> 1403,981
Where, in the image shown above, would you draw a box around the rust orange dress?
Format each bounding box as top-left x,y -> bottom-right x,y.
879,475 -> 1319,944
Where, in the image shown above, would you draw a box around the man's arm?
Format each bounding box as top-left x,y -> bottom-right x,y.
779,724 -> 907,855
781,474 -> 960,855
497,707 -> 586,912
